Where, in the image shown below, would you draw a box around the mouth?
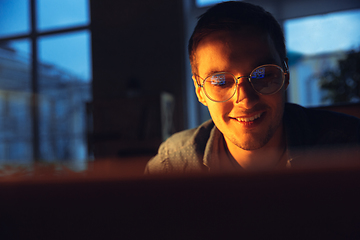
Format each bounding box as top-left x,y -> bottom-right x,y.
234,112 -> 263,122
230,112 -> 265,126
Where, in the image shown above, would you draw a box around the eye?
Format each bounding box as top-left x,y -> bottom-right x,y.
210,74 -> 226,86
251,67 -> 265,79
206,73 -> 234,88
251,66 -> 280,80
264,72 -> 278,79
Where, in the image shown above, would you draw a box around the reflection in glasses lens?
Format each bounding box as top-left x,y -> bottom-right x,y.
250,65 -> 284,94
204,73 -> 236,102
201,65 -> 285,102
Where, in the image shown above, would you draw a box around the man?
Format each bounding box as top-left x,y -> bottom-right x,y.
145,1 -> 360,174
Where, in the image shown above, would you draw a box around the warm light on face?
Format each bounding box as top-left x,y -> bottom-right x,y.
194,30 -> 288,151
195,63 -> 287,102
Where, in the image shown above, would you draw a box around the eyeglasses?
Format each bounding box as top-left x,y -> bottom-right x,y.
195,64 -> 288,102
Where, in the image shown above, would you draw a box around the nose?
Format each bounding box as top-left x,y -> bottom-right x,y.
234,77 -> 260,109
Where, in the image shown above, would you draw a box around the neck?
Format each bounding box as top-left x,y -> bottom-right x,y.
225,125 -> 286,171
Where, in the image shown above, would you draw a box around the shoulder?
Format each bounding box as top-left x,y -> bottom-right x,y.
284,103 -> 360,147
145,120 -> 215,174
160,119 -> 215,153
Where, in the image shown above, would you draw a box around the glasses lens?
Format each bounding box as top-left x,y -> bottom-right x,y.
250,66 -> 284,94
203,73 -> 236,102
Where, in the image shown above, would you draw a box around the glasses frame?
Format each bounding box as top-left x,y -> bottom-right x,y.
195,62 -> 288,103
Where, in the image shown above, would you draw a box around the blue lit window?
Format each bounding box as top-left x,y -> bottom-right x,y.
0,0 -> 91,164
285,9 -> 360,107
196,0 -> 229,8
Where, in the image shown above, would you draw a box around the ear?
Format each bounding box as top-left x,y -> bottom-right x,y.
192,75 -> 208,106
284,58 -> 290,90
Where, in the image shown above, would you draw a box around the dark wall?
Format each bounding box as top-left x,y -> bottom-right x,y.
90,0 -> 186,158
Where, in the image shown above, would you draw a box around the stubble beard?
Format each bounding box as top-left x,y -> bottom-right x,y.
228,121 -> 281,151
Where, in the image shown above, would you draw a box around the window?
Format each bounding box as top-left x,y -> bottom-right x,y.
196,0 -> 229,8
0,0 -> 30,37
285,9 -> 360,107
0,0 -> 91,164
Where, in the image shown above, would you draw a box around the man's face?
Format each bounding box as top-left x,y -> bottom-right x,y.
193,29 -> 289,150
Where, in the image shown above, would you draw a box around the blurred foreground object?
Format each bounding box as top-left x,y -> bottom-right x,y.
0,146 -> 359,239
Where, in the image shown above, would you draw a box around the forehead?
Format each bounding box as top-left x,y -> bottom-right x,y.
195,29 -> 281,75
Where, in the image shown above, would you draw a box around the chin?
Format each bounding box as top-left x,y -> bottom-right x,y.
235,140 -> 266,151
231,130 -> 273,151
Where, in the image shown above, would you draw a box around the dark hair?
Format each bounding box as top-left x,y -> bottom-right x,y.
188,1 -> 286,75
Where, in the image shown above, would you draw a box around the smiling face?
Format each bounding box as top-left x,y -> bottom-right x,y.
193,29 -> 289,151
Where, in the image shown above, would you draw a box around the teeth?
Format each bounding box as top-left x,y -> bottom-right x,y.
236,113 -> 262,122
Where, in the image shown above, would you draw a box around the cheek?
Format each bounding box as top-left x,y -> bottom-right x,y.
263,85 -> 286,102
206,102 -> 233,119
263,93 -> 286,117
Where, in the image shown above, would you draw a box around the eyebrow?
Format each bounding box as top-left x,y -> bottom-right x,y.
203,70 -> 226,78
254,57 -> 280,67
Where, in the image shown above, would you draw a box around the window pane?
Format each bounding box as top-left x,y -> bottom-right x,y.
38,31 -> 92,162
0,0 -> 30,37
285,9 -> 360,55
285,9 -> 360,107
39,31 -> 92,81
37,0 -> 90,31
196,0 -> 227,8
0,40 -> 32,162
